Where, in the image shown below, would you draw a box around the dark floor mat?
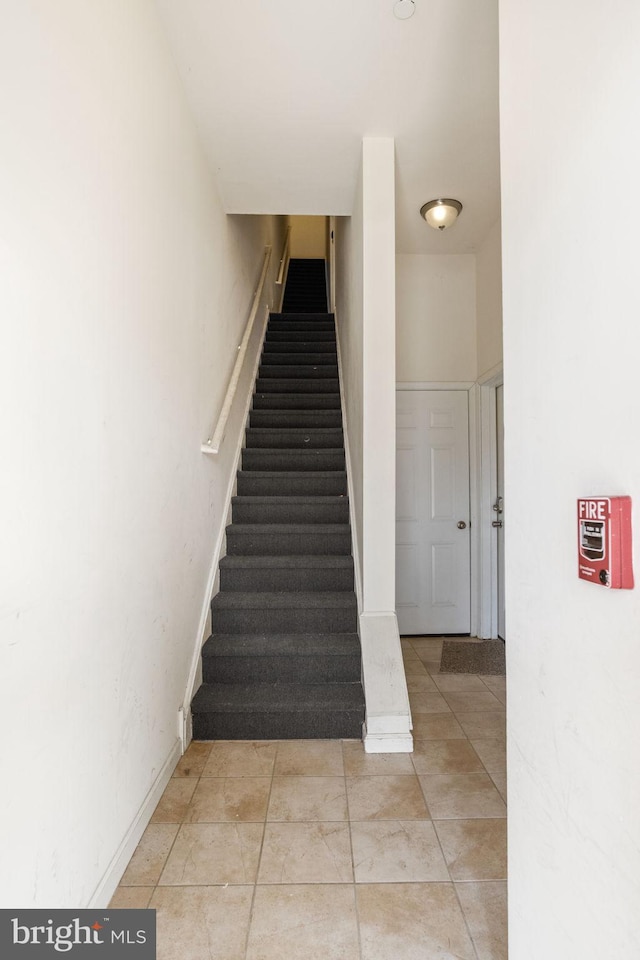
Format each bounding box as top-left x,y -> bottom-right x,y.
439,638 -> 505,675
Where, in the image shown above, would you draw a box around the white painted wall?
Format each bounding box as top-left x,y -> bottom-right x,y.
396,254 -> 477,382
337,140 -> 411,752
0,0 -> 285,908
500,1 -> 640,956
288,215 -> 327,258
362,140 -> 397,614
476,218 -> 503,378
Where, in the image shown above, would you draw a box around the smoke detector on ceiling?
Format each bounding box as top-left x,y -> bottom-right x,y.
394,0 -> 416,20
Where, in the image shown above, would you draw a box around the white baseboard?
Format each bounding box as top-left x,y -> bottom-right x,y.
88,738 -> 182,909
363,729 -> 414,753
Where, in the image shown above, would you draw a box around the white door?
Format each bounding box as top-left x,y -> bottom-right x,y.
396,390 -> 471,635
496,384 -> 506,639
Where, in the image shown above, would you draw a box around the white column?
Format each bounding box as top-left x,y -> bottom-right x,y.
360,138 -> 412,752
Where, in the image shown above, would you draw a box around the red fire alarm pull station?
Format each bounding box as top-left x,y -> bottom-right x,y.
577,497 -> 634,589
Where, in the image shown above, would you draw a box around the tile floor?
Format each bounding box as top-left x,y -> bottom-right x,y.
110,636 -> 507,959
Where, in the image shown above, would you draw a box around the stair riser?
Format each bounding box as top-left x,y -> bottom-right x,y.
258,366 -> 338,379
252,394 -> 341,409
282,301 -> 328,313
261,354 -> 337,366
268,321 -> 335,332
268,310 -> 333,320
232,500 -> 349,525
263,342 -> 336,353
250,411 -> 343,428
220,565 -> 354,592
236,473 -> 348,496
203,654 -> 361,684
266,331 -> 335,343
192,710 -> 363,741
242,449 -> 345,471
245,430 -> 343,449
211,606 -> 358,634
226,528 -> 352,556
255,379 -> 340,394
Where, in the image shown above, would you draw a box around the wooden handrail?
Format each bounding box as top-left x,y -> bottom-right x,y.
201,246 -> 272,455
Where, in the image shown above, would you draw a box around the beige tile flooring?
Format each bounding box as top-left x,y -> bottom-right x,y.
110,636 -> 507,959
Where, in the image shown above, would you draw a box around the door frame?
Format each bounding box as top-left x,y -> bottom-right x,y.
475,365 -> 504,639
396,381 -> 478,636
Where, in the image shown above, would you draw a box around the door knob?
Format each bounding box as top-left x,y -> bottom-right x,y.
492,520 -> 503,528
457,521 -> 467,529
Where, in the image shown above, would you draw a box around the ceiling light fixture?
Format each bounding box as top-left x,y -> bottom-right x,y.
420,198 -> 463,231
393,0 -> 416,20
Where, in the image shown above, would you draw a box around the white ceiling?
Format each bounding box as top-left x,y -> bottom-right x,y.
156,0 -> 500,254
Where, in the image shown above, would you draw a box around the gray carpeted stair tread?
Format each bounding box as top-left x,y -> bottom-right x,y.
266,331 -> 336,342
192,681 -> 364,712
250,409 -> 342,428
233,503 -> 348,527
212,591 -> 357,610
258,365 -> 339,379
255,378 -> 340,393
219,553 -> 353,591
242,448 -> 345,471
261,352 -> 337,365
269,314 -> 336,333
219,555 -> 353,571
231,496 -> 348,526
232,495 -> 348,507
236,470 -> 348,496
203,632 -> 360,658
263,341 -> 337,353
245,427 -> 344,449
226,523 -> 352,556
269,311 -> 334,320
201,633 -> 361,683
252,393 -> 341,409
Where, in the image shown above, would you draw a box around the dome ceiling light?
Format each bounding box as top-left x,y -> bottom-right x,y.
393,1 -> 416,20
420,198 -> 463,231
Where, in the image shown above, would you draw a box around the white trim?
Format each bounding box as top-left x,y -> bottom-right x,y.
359,611 -> 413,753
468,383 -> 480,638
329,216 -> 336,313
363,731 -> 415,753
334,307 -> 363,617
477,361 -> 504,385
202,247 -> 272,454
397,380 -> 475,391
88,739 -> 181,908
478,368 -> 504,638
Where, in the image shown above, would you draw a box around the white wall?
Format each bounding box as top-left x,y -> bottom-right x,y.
336,140 -> 411,752
396,254 -> 477,382
288,215 -> 327,258
500,1 -> 640,956
0,0 -> 284,908
476,218 -> 503,378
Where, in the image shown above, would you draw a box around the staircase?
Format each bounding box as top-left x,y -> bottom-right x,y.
282,258 -> 328,313
191,258 -> 365,740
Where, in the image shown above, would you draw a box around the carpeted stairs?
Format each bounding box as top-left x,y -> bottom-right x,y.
191,258 -> 365,739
